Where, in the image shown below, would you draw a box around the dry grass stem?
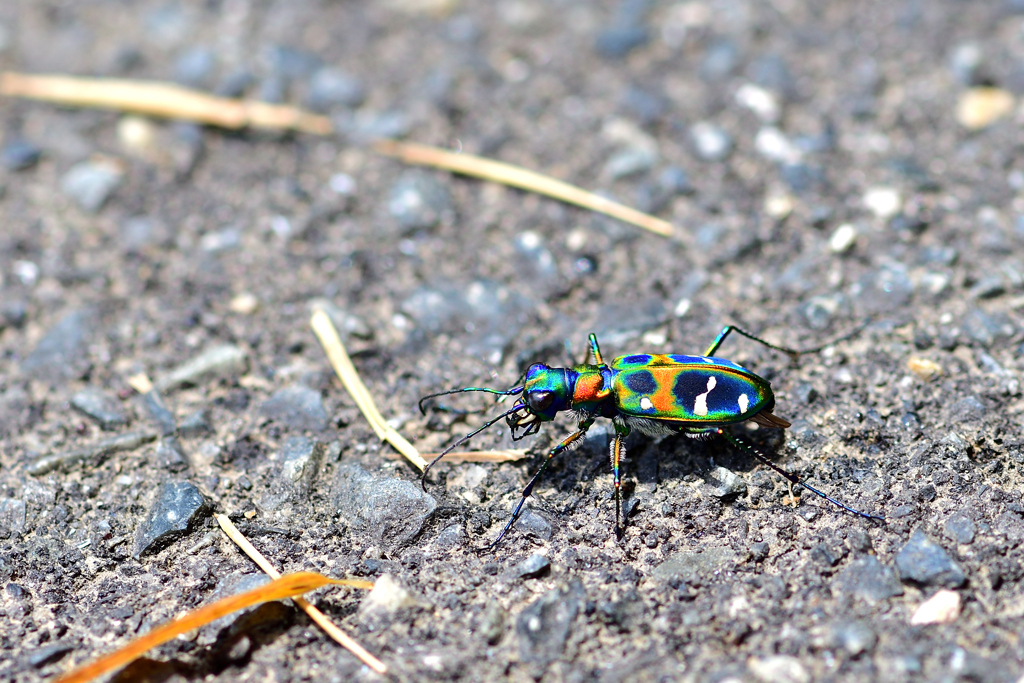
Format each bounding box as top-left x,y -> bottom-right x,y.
0,72 -> 332,134
373,138 -> 674,237
310,309 -> 428,471
424,449 -> 529,463
53,572 -> 367,683
214,514 -> 385,674
1,73 -> 669,236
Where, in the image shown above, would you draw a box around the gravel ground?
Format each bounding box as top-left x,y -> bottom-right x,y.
2,1 -> 1024,682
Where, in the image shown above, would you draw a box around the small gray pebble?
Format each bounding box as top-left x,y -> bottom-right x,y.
264,45 -> 322,80
831,555 -> 903,603
306,68 -> 366,111
894,530 -> 966,588
1,301 -> 27,329
332,463 -> 437,549
701,40 -> 739,80
970,276 -> 1006,300
951,396 -> 986,423
71,388 -> 128,430
259,386 -> 329,432
179,409 -> 213,437
174,46 -> 215,87
517,506 -> 553,541
388,171 -> 452,231
595,26 -> 649,59
156,436 -> 189,472
29,643 -> 73,668
831,621 -> 877,656
510,554 -> 551,579
604,146 -> 656,180
689,122 -> 733,161
516,581 -> 585,666
621,86 -> 666,124
749,541 -> 769,562
1,140 -> 41,171
944,512 -> 976,545
61,161 -> 123,213
133,481 -> 211,558
155,345 -> 248,393
705,466 -> 746,498
21,308 -> 96,383
140,389 -> 176,435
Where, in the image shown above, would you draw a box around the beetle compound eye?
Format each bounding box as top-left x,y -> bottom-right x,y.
527,390 -> 555,412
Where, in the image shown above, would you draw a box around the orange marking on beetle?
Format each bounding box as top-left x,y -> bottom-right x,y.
573,372 -> 608,405
650,371 -> 678,413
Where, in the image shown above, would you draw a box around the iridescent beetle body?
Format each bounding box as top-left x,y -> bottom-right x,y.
420,326 -> 883,549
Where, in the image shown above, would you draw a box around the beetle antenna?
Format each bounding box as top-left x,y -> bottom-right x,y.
496,369 -> 529,404
419,386 -> 524,415
716,428 -> 885,522
421,405 -> 521,491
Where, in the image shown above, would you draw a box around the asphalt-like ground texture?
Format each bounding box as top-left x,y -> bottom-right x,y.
2,1 -> 1024,681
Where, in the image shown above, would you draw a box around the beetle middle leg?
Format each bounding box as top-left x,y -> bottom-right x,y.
610,420 -> 631,537
583,332 -> 606,366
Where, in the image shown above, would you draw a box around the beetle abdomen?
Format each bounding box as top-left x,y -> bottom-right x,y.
612,362 -> 773,424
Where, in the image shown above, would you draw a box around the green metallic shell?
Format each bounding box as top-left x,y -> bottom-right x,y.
610,355 -> 773,424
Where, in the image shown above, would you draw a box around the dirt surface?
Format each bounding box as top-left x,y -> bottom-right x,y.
2,1 -> 1024,681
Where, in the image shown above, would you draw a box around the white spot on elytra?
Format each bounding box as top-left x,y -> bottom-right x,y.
694,376 -> 717,416
640,397 -> 654,411
738,393 -> 749,413
701,357 -> 714,363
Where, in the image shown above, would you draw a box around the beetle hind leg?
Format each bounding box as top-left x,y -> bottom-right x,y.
707,427 -> 884,522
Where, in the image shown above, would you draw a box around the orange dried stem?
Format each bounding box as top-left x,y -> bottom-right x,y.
52,572 -> 364,683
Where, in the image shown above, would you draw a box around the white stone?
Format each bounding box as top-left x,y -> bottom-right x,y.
329,173 -> 356,195
910,589 -> 961,625
117,115 -> 157,156
748,655 -> 810,683
754,127 -> 801,164
362,574 -> 418,613
229,293 -> 259,315
863,187 -> 902,219
829,223 -> 858,253
736,83 -> 781,123
765,194 -> 795,220
956,87 -> 1014,130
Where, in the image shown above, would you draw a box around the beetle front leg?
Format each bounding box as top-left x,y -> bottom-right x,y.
486,419 -> 594,550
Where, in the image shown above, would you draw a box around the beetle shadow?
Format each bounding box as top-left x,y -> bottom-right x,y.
655,426 -> 788,483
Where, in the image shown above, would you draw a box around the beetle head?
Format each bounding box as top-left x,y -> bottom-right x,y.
506,363 -> 572,439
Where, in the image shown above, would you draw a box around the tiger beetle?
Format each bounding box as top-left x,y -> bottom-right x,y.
419,325 -> 884,550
